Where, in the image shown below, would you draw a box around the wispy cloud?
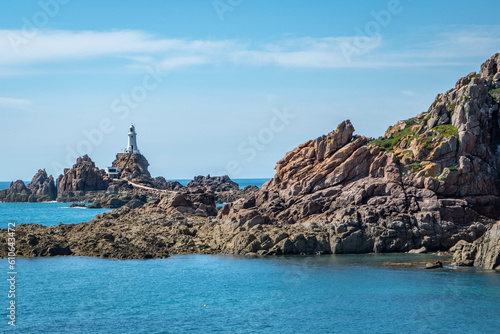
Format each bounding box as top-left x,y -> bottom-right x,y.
0,97 -> 32,108
0,26 -> 499,74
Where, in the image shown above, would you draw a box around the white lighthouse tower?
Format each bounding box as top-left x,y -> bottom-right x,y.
125,124 -> 140,154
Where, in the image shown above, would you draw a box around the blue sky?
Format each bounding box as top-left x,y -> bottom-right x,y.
1,0 -> 500,180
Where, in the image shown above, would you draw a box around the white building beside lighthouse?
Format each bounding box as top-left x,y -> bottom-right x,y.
125,124 -> 140,154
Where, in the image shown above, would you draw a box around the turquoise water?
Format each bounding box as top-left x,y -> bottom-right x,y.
0,254 -> 498,333
0,202 -> 110,229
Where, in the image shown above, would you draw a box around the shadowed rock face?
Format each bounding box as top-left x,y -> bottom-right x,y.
218,53 -> 500,253
453,222 -> 500,270
57,155 -> 108,195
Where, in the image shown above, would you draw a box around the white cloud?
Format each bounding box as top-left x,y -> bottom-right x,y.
0,29 -> 382,70
0,97 -> 32,108
0,26 -> 499,74
401,90 -> 415,96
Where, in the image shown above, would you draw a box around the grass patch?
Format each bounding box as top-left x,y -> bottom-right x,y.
405,118 -> 416,127
405,162 -> 422,172
448,165 -> 458,171
420,124 -> 459,151
403,150 -> 413,155
489,87 -> 500,102
369,122 -> 417,152
433,124 -> 459,139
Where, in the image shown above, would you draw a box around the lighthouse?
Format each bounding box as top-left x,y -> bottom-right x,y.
126,124 -> 141,154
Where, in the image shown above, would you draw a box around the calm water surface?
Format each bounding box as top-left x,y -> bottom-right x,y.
0,254 -> 498,333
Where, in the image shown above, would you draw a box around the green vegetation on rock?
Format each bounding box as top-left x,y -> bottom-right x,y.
489,87 -> 500,102
369,123 -> 417,152
433,124 -> 459,139
405,162 -> 422,172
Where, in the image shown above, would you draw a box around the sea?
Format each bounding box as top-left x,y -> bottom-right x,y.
1,179 -> 499,333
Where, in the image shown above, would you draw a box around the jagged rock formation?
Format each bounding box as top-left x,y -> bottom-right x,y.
111,153 -> 151,180
0,170 -> 56,202
219,53 -> 500,254
57,155 -> 108,198
187,175 -> 239,192
453,222 -> 500,269
27,169 -> 57,201
0,180 -> 32,202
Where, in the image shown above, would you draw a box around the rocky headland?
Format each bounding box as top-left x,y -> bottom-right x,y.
2,54 -> 500,267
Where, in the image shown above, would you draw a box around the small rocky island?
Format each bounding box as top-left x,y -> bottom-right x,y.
2,54 -> 500,270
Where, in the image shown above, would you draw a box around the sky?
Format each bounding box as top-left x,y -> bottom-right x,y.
1,0 -> 500,181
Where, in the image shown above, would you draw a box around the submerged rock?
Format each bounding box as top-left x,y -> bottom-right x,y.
424,261 -> 443,269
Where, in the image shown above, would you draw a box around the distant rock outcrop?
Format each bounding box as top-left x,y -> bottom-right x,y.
0,180 -> 32,202
27,169 -> 57,201
219,53 -> 500,254
0,170 -> 56,202
111,153 -> 151,180
187,175 -> 239,192
57,155 -> 108,196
